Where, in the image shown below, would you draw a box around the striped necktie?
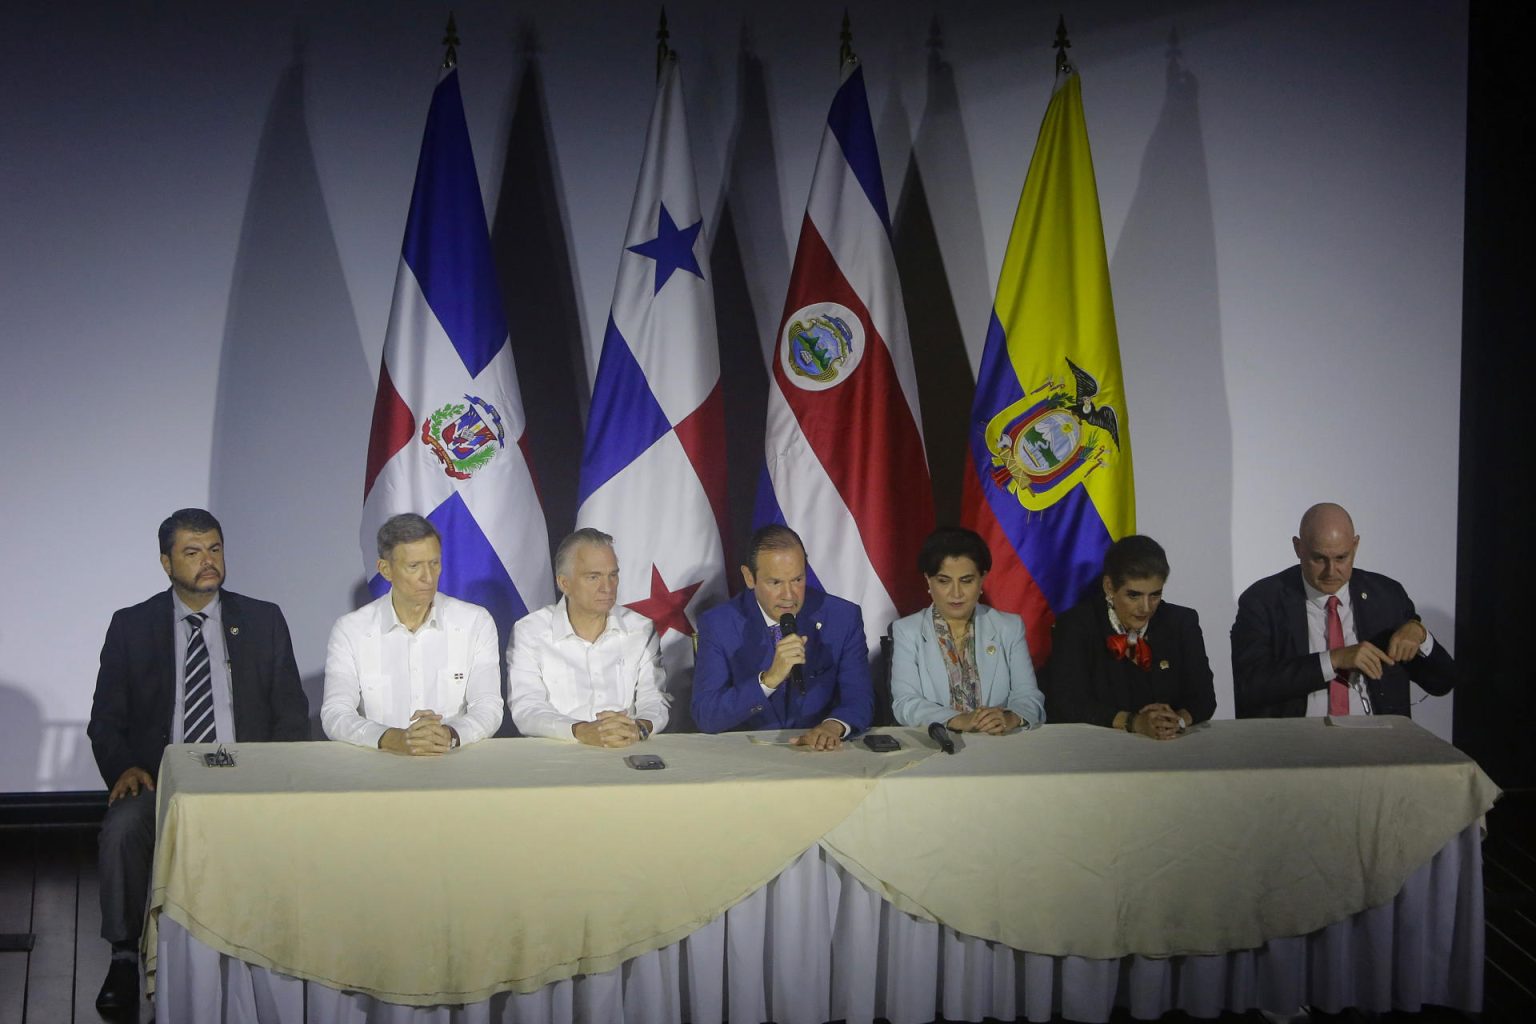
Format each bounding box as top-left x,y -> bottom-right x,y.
183,612 -> 217,744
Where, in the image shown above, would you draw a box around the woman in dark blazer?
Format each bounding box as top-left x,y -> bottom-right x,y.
1044,535 -> 1215,739
889,527 -> 1045,733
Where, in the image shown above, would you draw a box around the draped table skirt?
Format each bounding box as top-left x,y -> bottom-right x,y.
154,823 -> 1483,1024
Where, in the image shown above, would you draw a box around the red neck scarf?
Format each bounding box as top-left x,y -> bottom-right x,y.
1106,633 -> 1153,671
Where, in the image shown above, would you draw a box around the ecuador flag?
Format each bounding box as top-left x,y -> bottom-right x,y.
960,70 -> 1135,666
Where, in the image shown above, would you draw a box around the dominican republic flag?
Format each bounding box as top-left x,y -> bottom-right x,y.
361,67 -> 553,642
960,69 -> 1135,666
756,59 -> 934,651
575,57 -> 727,726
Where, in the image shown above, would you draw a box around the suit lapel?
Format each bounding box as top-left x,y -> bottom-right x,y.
1349,573 -> 1379,642
150,590 -> 179,727
1283,569 -> 1309,657
974,607 -> 1002,704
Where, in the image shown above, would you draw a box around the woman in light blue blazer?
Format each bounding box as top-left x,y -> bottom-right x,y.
890,527 -> 1045,733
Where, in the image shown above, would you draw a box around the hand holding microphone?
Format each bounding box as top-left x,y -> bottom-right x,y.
766,614 -> 807,694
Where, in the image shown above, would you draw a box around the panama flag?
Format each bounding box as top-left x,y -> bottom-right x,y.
756,57 -> 935,651
361,66 -> 553,642
576,56 -> 727,726
960,68 -> 1135,666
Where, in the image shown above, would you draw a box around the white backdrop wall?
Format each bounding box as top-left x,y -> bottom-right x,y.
0,0 -> 1466,792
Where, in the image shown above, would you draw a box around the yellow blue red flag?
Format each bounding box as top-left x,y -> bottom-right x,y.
959,70 -> 1135,665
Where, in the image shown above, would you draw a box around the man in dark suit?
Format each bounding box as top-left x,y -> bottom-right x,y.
87,508 -> 308,1014
692,525 -> 872,749
1231,502 -> 1456,718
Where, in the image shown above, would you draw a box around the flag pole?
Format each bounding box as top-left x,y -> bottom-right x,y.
1054,15 -> 1073,76
442,12 -> 460,70
839,10 -> 856,68
656,7 -> 674,80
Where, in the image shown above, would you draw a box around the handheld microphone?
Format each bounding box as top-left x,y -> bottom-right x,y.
928,721 -> 956,755
778,613 -> 805,694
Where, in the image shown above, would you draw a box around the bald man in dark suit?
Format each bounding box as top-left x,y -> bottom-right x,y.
1231,503 -> 1456,719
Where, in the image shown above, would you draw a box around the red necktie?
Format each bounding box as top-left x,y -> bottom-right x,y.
1325,595 -> 1350,715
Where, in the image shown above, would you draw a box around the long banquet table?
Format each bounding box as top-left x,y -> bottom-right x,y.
145,718 -> 1498,1023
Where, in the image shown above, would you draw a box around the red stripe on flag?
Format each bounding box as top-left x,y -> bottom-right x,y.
673,382 -> 731,563
960,457 -> 1056,666
774,216 -> 933,615
363,362 -> 415,499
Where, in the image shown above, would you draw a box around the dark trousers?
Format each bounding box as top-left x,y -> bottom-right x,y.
98,789 -> 155,945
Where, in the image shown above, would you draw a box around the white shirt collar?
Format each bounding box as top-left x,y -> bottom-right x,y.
552,596 -> 625,642
381,592 -> 441,634
172,590 -> 221,623
1302,578 -> 1351,611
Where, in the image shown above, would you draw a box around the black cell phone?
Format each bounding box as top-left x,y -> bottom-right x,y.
862,734 -> 901,752
625,754 -> 667,770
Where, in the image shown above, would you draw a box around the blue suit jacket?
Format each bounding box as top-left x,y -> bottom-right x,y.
692,588 -> 873,734
889,604 -> 1045,729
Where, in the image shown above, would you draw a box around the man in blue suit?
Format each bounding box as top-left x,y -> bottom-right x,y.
692,525 -> 872,749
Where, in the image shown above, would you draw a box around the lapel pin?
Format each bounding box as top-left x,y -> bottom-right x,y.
1361,591 -> 1368,600
228,626 -> 240,636
1159,659 -> 1170,670
986,644 -> 997,656
816,622 -> 823,630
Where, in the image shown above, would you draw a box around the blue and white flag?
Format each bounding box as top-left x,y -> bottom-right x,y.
576,57 -> 728,726
361,68 -> 553,641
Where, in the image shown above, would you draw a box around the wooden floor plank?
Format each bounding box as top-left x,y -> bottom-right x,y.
73,831 -> 111,1024
23,833 -> 78,1024
0,835 -> 35,1024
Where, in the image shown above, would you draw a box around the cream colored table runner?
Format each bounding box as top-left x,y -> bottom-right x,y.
146,731 -> 932,1003
146,718 -> 1496,1005
823,718 -> 1498,958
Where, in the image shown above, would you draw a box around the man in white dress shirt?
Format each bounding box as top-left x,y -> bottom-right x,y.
507,528 -> 668,746
322,513 -> 503,754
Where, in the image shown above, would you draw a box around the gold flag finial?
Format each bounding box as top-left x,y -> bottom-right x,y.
442,12 -> 461,70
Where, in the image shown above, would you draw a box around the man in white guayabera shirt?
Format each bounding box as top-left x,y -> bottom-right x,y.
507,528 -> 668,747
322,513 -> 502,754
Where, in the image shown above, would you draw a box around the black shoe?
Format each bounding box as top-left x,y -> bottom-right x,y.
95,957 -> 139,1013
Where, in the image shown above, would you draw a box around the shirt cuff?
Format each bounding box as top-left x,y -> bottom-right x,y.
827,718 -> 850,738
1419,632 -> 1435,657
359,721 -> 389,750
1317,650 -> 1334,683
758,675 -> 775,698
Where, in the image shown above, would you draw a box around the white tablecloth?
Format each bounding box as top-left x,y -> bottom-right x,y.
155,823 -> 1483,1023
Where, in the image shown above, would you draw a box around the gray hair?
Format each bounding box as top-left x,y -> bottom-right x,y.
554,527 -> 615,578
376,513 -> 440,560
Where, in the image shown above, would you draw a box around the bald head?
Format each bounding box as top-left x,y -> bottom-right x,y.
1293,503 -> 1359,595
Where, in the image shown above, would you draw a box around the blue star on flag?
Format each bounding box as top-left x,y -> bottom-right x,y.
626,202 -> 704,294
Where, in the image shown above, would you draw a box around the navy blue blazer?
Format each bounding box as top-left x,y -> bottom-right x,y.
1043,597 -> 1217,727
691,588 -> 873,734
1231,565 -> 1456,718
88,588 -> 310,786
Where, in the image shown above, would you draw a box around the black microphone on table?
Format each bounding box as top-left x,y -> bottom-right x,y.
777,613 -> 806,694
928,721 -> 956,755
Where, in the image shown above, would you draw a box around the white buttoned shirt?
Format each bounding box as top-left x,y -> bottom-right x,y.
321,592 -> 503,748
506,599 -> 669,739
1301,580 -> 1435,717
